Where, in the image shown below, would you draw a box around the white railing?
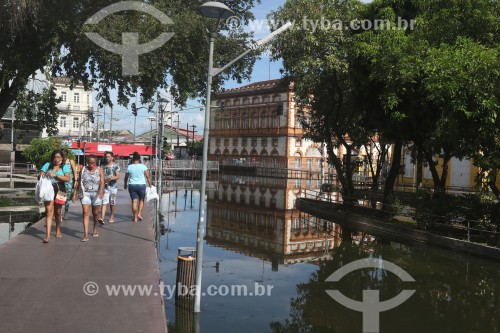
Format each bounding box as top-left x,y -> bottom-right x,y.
163,180 -> 219,190
165,160 -> 219,170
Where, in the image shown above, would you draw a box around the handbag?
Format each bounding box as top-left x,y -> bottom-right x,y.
55,190 -> 67,205
146,186 -> 159,203
54,182 -> 67,205
35,176 -> 54,203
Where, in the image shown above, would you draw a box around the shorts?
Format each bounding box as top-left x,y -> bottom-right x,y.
80,192 -> 103,206
128,184 -> 146,200
103,187 -> 118,205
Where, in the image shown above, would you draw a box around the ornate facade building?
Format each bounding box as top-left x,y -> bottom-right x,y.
209,79 -> 325,187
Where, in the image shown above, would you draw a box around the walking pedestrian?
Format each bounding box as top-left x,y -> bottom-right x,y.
100,151 -> 120,224
124,152 -> 152,222
38,150 -> 71,243
76,155 -> 105,242
61,148 -> 79,220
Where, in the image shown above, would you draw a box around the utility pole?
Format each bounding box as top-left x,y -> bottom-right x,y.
174,114 -> 181,158
109,106 -> 113,143
191,124 -> 197,158
186,123 -> 189,159
133,114 -> 137,143
158,97 -> 168,190
174,115 -> 180,158
96,108 -> 100,142
102,106 -> 106,142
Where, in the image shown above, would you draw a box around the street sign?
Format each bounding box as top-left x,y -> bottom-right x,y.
97,145 -> 112,152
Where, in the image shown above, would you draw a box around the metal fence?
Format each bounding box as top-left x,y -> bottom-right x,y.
299,188 -> 499,247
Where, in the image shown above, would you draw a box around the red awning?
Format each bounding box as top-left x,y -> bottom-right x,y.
71,142 -> 155,157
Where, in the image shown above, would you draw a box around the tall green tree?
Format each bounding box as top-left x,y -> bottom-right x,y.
0,0 -> 260,132
352,0 -> 499,195
269,0 -> 367,202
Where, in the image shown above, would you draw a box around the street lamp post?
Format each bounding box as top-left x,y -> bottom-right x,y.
147,116 -> 156,166
10,109 -> 15,189
194,1 -> 292,313
191,124 -> 197,157
157,97 -> 169,190
174,114 -> 180,156
195,1 -> 234,314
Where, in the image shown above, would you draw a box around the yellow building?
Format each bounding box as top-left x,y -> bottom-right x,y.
399,148 -> 500,193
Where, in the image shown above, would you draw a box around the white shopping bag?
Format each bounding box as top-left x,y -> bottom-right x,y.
35,176 -> 54,203
146,186 -> 159,203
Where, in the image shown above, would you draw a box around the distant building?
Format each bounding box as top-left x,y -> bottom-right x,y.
43,76 -> 94,140
99,130 -> 135,143
138,124 -> 202,160
210,79 -> 325,187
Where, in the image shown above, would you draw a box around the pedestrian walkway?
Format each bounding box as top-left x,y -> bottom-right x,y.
0,186 -> 167,333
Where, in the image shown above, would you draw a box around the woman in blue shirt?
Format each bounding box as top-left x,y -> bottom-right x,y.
124,152 -> 152,222
38,150 -> 71,243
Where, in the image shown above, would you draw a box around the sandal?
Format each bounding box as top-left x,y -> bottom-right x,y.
81,237 -> 88,242
98,218 -> 104,225
42,238 -> 50,243
109,219 -> 114,223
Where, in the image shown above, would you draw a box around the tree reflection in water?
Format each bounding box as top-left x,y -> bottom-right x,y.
270,237 -> 500,333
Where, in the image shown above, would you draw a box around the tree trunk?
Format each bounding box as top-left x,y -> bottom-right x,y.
423,149 -> 446,196
424,149 -> 453,197
383,140 -> 403,210
0,82 -> 19,120
366,141 -> 387,191
440,155 -> 451,190
488,172 -> 500,201
416,146 -> 423,190
327,140 -> 354,205
344,144 -> 355,198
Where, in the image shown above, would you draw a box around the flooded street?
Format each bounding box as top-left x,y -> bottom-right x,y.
157,180 -> 500,333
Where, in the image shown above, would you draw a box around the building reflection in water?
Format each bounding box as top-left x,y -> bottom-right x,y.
206,175 -> 342,267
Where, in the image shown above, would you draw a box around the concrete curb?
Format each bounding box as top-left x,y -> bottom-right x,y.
296,198 -> 500,262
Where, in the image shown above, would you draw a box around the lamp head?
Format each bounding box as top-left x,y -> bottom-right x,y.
158,98 -> 169,104
198,2 -> 234,20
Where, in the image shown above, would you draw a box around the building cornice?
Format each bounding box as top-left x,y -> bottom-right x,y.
215,79 -> 291,99
51,76 -> 85,88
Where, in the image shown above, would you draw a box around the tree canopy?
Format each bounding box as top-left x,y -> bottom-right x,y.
22,137 -> 73,169
270,0 -> 499,201
0,0 -> 261,133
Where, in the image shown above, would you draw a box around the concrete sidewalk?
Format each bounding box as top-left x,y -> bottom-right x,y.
0,186 -> 167,333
